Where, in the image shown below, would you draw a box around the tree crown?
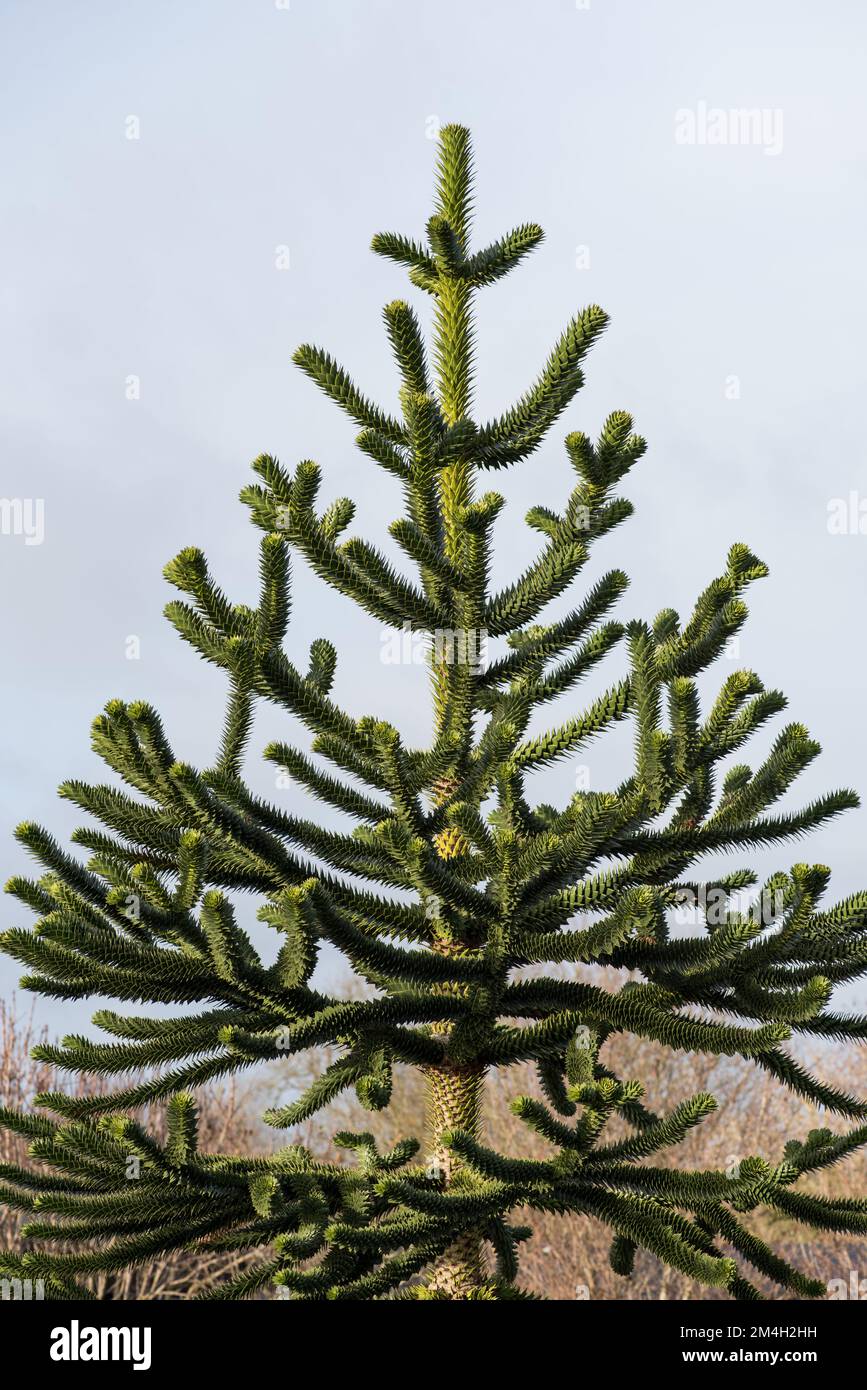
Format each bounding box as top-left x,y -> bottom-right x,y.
2,125 -> 866,1301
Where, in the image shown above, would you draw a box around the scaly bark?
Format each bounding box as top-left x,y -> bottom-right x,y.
424,1058 -> 487,1297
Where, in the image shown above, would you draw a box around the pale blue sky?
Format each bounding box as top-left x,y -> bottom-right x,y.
1,0 -> 866,1031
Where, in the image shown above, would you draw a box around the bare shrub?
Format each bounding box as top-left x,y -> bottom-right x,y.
0,999 -> 269,1299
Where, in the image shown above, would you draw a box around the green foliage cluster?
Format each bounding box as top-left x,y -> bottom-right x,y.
2,127 -> 866,1300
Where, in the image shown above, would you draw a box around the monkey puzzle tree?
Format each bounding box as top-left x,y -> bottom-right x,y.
2,125 -> 867,1302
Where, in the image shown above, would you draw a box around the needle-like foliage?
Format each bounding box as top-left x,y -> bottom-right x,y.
2,126 -> 867,1301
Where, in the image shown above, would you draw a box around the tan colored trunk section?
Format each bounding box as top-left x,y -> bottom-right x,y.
423,1060 -> 487,1297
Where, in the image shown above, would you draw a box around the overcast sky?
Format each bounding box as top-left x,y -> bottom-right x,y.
1,0 -> 866,1033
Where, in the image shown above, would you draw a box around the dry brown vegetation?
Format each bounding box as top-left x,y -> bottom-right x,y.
0,999 -> 266,1298
3,993 -> 867,1300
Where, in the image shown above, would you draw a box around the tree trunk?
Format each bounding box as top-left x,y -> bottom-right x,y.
423,1060 -> 487,1297
424,761 -> 488,1297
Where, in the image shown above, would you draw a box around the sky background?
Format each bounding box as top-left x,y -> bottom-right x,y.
1,0 -> 866,1035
